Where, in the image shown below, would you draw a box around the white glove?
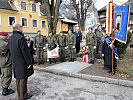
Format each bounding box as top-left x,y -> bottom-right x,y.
34,48 -> 36,50
73,46 -> 75,48
43,47 -> 46,50
109,44 -> 112,48
65,46 -> 68,49
102,54 -> 104,57
46,44 -> 48,47
115,56 -> 119,59
94,46 -> 96,49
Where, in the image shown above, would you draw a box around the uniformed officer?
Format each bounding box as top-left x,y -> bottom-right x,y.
34,30 -> 46,64
46,32 -> 58,63
66,30 -> 76,62
0,32 -> 14,96
96,25 -> 103,57
57,31 -> 67,62
86,27 -> 96,64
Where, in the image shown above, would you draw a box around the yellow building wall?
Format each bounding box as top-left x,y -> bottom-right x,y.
0,0 -> 73,36
62,23 -> 68,31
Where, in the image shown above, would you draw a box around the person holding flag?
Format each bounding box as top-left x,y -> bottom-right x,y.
102,33 -> 118,74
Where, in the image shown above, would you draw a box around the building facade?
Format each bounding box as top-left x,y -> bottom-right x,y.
0,0 -> 76,36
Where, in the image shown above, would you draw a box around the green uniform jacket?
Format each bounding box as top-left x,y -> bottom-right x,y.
96,30 -> 103,43
57,35 -> 67,47
34,35 -> 46,48
67,34 -> 76,46
86,32 -> 96,46
46,35 -> 58,50
0,38 -> 11,68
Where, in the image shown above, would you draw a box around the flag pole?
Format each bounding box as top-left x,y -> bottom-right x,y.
112,0 -> 114,75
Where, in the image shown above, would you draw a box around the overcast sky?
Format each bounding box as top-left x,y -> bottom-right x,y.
94,0 -> 128,10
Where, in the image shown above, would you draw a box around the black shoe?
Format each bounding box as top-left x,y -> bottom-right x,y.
108,70 -> 112,73
71,59 -> 74,62
25,93 -> 32,100
91,60 -> 94,64
2,88 -> 15,96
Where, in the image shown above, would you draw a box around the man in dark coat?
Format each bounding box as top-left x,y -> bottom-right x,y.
102,34 -> 117,74
9,23 -> 34,100
74,27 -> 82,53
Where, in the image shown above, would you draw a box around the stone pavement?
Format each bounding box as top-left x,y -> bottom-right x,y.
44,61 -> 91,73
35,61 -> 133,87
0,70 -> 133,100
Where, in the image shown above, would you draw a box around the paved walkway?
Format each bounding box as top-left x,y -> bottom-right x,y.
0,70 -> 133,100
44,61 -> 91,73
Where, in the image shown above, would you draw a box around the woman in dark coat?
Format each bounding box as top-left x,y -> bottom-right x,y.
26,35 -> 35,64
8,23 -> 34,100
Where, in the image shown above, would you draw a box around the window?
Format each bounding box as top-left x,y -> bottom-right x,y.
9,17 -> 15,26
32,19 -> 37,27
42,21 -> 46,28
22,18 -> 27,27
32,4 -> 36,12
21,1 -> 26,10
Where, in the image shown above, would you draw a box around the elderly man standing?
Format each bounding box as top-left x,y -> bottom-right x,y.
9,23 -> 34,100
0,32 -> 14,96
74,27 -> 82,53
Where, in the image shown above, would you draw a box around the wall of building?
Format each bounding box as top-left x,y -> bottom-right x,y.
0,0 -> 71,36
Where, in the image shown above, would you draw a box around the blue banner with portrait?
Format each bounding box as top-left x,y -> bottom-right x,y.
114,5 -> 129,44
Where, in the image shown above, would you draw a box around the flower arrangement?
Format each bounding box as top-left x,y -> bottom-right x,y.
79,46 -> 88,57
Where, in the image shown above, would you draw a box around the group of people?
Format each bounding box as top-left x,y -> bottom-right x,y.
0,22 -> 118,100
86,24 -> 117,74
0,23 -> 34,100
33,28 -> 82,64
0,24 -> 82,100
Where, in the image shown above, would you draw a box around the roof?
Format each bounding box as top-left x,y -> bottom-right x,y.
61,18 -> 78,24
0,0 -> 17,11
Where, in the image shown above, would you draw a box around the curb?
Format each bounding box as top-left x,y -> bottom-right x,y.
34,66 -> 133,88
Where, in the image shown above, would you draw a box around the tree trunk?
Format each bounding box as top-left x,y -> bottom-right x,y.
44,0 -> 62,34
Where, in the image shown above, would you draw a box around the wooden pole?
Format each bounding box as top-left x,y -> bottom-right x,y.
112,0 -> 114,75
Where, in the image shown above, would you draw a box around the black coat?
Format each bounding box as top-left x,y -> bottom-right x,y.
9,31 -> 34,79
102,37 -> 117,68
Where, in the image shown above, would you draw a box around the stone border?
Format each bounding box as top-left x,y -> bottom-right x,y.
34,66 -> 133,88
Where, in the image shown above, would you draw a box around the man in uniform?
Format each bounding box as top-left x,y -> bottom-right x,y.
96,25 -> 103,58
66,30 -> 76,62
86,27 -> 96,64
0,32 -> 14,96
34,30 -> 46,64
46,32 -> 58,63
57,31 -> 67,62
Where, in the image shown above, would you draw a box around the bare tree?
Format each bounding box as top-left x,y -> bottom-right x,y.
70,0 -> 92,31
36,0 -> 62,34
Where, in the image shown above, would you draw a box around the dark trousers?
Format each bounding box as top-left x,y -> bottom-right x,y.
16,78 -> 28,100
76,41 -> 80,53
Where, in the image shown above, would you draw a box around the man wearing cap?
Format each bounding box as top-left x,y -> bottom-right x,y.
0,32 -> 14,96
9,23 -> 34,100
74,27 -> 82,53
86,27 -> 96,64
46,32 -> 58,63
67,30 -> 76,62
57,31 -> 67,62
34,30 -> 46,64
96,25 -> 103,58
